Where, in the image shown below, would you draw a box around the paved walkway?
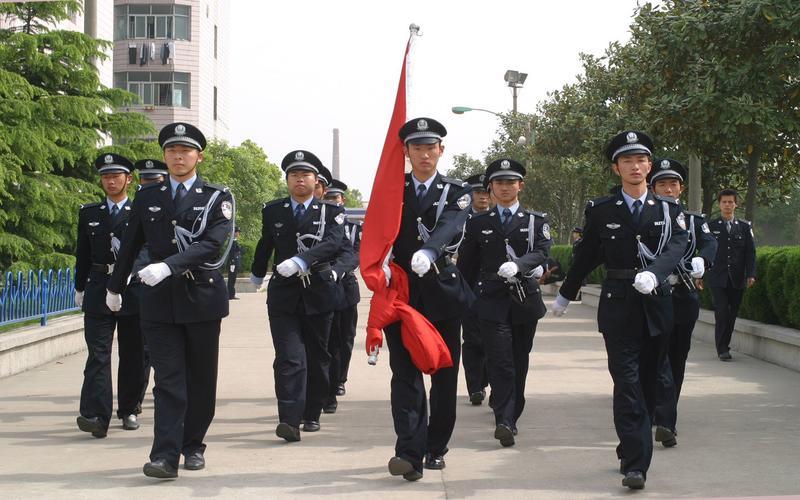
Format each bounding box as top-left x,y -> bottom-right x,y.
1,289 -> 799,499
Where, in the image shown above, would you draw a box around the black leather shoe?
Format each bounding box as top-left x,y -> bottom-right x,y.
276,422 -> 301,442
469,390 -> 486,405
622,471 -> 645,489
424,453 -> 446,470
719,352 -> 732,361
494,424 -> 515,447
336,383 -> 346,396
143,459 -> 178,479
322,400 -> 338,414
121,414 -> 139,430
184,451 -> 205,470
511,425 -> 518,436
655,425 -> 677,447
77,416 -> 107,438
388,456 -> 422,481
302,420 -> 321,432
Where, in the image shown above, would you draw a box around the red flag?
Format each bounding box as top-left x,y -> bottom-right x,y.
359,30 -> 453,374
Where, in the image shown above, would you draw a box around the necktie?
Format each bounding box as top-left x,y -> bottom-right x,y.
631,200 -> 642,225
110,204 -> 120,220
417,184 -> 427,203
174,183 -> 187,203
502,208 -> 512,226
294,203 -> 306,221
726,220 -> 732,233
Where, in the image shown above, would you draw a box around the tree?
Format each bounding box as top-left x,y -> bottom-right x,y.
446,153 -> 485,180
343,188 -> 364,208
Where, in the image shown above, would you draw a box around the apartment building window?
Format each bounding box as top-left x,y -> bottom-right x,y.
115,71 -> 191,108
114,4 -> 191,41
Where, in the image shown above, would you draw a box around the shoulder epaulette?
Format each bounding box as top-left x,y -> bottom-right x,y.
262,198 -> 287,210
684,210 -> 705,218
204,182 -> 229,193
320,200 -> 341,208
80,201 -> 102,210
470,210 -> 491,220
739,218 -> 751,225
136,182 -> 161,192
654,194 -> 679,204
441,176 -> 466,187
524,210 -> 547,218
586,195 -> 614,209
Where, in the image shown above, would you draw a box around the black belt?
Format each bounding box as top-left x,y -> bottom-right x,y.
90,263 -> 114,274
271,262 -> 331,274
605,268 -> 640,280
432,255 -> 453,272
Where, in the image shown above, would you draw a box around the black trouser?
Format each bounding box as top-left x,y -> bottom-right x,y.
478,318 -> 536,428
326,304 -> 358,401
269,310 -> 333,425
711,282 -> 745,355
227,266 -> 238,299
139,334 -> 151,411
461,311 -> 488,396
141,319 -> 220,468
384,316 -> 461,473
80,313 -> 144,428
604,326 -> 669,478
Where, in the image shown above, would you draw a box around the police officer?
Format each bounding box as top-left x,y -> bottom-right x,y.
250,150 -> 345,442
382,117 -> 473,481
226,227 -> 242,300
106,122 -> 234,479
458,173 -> 491,406
322,178 -> 362,412
457,159 -> 551,447
703,188 -> 756,361
551,131 -> 688,490
74,153 -> 144,438
647,159 -> 717,446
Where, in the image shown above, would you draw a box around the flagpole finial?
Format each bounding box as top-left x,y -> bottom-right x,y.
409,23 -> 420,35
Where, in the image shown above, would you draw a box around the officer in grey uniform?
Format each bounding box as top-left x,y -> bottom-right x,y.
107,122 -> 234,479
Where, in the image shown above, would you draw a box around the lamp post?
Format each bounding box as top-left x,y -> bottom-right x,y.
451,106 -> 501,117
504,69 -> 527,113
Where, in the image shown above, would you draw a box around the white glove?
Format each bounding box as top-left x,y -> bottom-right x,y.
276,259 -> 301,277
633,271 -> 658,295
552,294 -> 570,317
138,262 -> 172,286
106,291 -> 122,312
410,251 -> 431,277
532,265 -> 544,279
74,290 -> 84,307
382,264 -> 392,286
230,264 -> 236,273
497,261 -> 519,279
249,273 -> 264,286
332,270 -> 338,282
690,257 -> 705,279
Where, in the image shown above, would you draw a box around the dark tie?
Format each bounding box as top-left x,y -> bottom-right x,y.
631,200 -> 642,225
294,203 -> 306,221
174,183 -> 187,204
110,204 -> 120,220
502,208 -> 512,227
726,220 -> 732,233
417,184 -> 427,203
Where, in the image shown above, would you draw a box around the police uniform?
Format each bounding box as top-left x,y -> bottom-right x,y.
226,229 -> 242,299
74,154 -> 144,437
107,122 -> 234,477
385,118 -> 474,475
458,173 -> 490,405
555,131 -> 688,487
457,159 -> 551,446
707,210 -> 756,357
251,150 -> 345,440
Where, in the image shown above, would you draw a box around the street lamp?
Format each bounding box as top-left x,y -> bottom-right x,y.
451,106 -> 502,117
504,69 -> 527,113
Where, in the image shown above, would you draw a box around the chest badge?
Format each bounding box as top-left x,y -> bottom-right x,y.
148,206 -> 161,212
481,229 -> 493,235
647,199 -> 655,206
606,223 -> 621,230
89,221 -> 100,227
274,222 -> 283,228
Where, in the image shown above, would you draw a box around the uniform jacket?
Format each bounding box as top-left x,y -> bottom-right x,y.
74,199 -> 138,316
457,206 -> 552,324
671,211 -> 718,323
252,197 -> 345,315
559,190 -> 688,337
706,216 -> 756,290
228,239 -> 242,270
393,172 -> 474,322
107,177 -> 234,324
333,220 -> 362,310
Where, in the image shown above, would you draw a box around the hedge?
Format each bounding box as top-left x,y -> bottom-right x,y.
552,244 -> 800,330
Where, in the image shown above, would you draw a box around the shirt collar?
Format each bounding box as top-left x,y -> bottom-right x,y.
170,174 -> 197,195
411,173 -> 437,192
620,189 -> 648,212
290,195 -> 314,210
106,197 -> 128,211
496,201 -> 520,216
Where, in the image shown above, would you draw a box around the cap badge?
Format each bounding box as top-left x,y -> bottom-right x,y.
626,132 -> 638,143
500,160 -> 511,169
175,124 -> 186,136
146,160 -> 154,168
479,175 -> 485,182
104,154 -> 113,164
294,151 -> 305,161
660,160 -> 670,169
417,119 -> 428,131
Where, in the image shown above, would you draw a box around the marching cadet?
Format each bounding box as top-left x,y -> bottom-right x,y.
323,178 -> 362,412
458,173 -> 491,406
74,153 -> 144,438
703,188 -> 756,361
647,159 -> 717,447
106,123 -> 234,479
250,150 -> 345,442
226,227 -> 242,300
457,159 -> 551,447
551,131 -> 688,490
384,117 -> 473,481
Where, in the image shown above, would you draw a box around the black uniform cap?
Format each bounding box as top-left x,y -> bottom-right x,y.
648,158 -> 687,185
399,117 -> 447,145
325,179 -> 348,196
281,150 -> 323,175
485,158 -> 526,183
134,158 -> 168,178
94,153 -> 133,174
317,164 -> 333,187
158,122 -> 207,151
465,173 -> 488,192
605,130 -> 654,162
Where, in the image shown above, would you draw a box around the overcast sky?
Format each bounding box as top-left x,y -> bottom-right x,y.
228,0 -> 642,199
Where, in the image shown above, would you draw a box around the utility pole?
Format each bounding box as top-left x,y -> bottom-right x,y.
332,128 -> 340,179
688,153 -> 702,212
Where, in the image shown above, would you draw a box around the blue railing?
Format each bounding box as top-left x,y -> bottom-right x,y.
0,268 -> 79,328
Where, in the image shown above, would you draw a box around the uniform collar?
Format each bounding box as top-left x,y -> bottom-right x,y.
169,174 -> 197,195
411,172 -> 437,192
496,201 -> 520,216
620,188 -> 648,212
105,197 -> 128,211
290,195 -> 314,210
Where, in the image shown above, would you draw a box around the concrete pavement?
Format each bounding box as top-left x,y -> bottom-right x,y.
1,289 -> 799,499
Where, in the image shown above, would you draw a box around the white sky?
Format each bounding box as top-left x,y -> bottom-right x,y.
228,0 -> 641,199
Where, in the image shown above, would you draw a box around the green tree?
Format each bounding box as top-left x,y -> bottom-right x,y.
447,153 -> 485,180
343,188 -> 364,208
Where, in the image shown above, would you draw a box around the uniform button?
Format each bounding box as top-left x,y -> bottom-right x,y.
209,278 -> 214,283
109,232 -> 114,237
296,233 -> 301,237
611,236 -> 615,239
607,293 -> 612,298
171,239 -> 177,244
509,286 -> 513,290
417,236 -> 422,241
451,273 -> 456,278
171,220 -> 177,225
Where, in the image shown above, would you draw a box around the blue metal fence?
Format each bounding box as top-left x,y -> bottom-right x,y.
0,268 -> 79,328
